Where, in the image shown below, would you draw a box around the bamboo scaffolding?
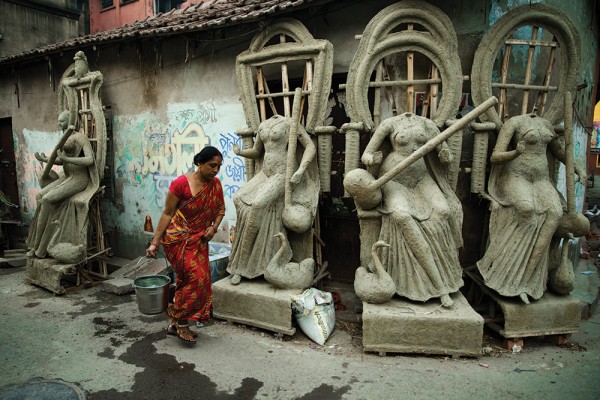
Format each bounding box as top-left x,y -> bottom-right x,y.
521,27 -> 539,115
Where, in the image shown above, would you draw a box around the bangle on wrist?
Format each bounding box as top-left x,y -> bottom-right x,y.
151,242 -> 159,247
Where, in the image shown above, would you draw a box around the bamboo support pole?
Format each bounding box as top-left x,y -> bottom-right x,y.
539,37 -> 557,116
521,27 -> 539,115
373,61 -> 384,127
338,76 -> 470,90
505,38 -> 558,47
261,76 -> 279,116
255,89 -> 312,100
280,34 -> 291,117
380,62 -> 398,115
314,207 -> 323,269
492,83 -> 558,91
498,44 -> 512,122
256,66 -> 267,121
406,24 -> 415,113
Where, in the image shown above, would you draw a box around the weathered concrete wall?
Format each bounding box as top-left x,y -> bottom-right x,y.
85,38 -> 249,256
0,0 -> 80,57
0,34 -> 250,257
0,0 -> 597,262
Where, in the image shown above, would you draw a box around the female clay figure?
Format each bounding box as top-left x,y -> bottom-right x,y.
477,114 -> 585,303
27,111 -> 98,259
361,113 -> 464,307
227,115 -> 316,284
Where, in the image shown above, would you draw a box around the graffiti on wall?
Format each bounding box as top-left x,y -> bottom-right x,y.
219,131 -> 245,199
107,101 -> 247,235
18,129 -> 61,222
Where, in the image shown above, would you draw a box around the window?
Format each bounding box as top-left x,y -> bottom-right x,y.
100,0 -> 114,10
157,0 -> 186,13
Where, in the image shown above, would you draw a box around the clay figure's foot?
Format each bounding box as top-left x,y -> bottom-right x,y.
440,294 -> 454,308
26,249 -> 36,257
231,274 -> 241,285
519,293 -> 530,304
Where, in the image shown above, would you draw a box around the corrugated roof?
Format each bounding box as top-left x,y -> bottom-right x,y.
0,0 -> 333,66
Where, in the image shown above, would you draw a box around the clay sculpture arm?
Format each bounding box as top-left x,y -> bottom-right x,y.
290,125 -> 316,184
233,134 -> 264,160
490,118 -> 523,165
361,119 -> 392,167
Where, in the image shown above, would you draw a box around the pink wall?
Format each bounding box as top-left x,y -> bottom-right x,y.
90,0 -> 153,33
90,0 -> 212,33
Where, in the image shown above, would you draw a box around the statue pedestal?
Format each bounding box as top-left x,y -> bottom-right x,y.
464,268 -> 583,341
362,292 -> 483,357
493,292 -> 582,338
212,276 -> 302,336
27,258 -> 77,295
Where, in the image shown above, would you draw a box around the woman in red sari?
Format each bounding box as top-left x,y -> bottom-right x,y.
146,146 -> 225,344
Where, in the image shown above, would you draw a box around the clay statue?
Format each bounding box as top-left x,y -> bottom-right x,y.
357,113 -> 464,307
354,240 -> 395,304
477,114 -> 586,303
227,114 -> 318,284
264,232 -> 315,290
26,110 -> 99,262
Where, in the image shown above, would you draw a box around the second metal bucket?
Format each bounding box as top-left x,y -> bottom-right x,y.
132,275 -> 171,315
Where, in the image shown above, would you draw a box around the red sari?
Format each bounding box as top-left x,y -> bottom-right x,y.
161,176 -> 225,321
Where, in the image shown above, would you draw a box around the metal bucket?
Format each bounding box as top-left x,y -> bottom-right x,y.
132,275 -> 171,315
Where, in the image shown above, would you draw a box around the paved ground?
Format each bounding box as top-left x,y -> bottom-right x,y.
0,262 -> 599,400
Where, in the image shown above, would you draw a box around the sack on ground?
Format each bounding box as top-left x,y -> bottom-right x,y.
292,288 -> 335,345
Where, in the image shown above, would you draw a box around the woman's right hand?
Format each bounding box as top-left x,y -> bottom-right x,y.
146,243 -> 158,257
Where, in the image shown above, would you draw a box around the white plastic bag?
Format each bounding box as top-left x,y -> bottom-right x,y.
292,288 -> 335,345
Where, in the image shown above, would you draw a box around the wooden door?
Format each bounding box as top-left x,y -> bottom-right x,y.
0,117 -> 19,220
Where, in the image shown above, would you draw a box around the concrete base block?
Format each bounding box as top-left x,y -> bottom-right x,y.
212,276 -> 302,335
26,258 -> 76,295
100,278 -> 134,295
362,292 -> 483,357
496,292 -> 583,338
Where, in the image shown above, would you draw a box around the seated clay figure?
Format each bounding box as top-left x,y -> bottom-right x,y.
227,115 -> 317,284
27,110 -> 99,263
360,113 -> 464,307
477,114 -> 586,304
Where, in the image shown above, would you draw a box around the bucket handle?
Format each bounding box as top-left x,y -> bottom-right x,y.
131,255 -> 170,285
